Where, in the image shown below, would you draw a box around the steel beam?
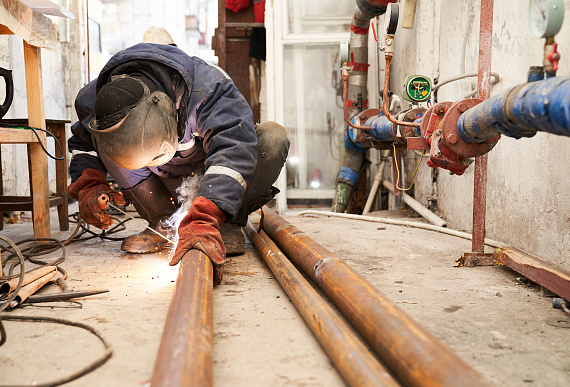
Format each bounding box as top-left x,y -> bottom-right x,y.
497,247 -> 570,302
151,250 -> 213,387
244,222 -> 399,387
261,207 -> 490,387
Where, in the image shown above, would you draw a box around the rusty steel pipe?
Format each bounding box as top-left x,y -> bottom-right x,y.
151,250 -> 213,387
244,222 -> 399,387
260,208 -> 490,387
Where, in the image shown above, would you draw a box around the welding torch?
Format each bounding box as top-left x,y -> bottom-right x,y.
96,190 -> 176,245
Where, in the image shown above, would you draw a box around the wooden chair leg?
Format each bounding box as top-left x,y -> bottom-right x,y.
53,123 -> 68,231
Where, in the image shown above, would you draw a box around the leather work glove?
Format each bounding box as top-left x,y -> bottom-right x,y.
170,196 -> 226,285
68,168 -> 126,230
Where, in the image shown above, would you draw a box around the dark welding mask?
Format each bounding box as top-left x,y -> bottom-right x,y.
87,74 -> 178,170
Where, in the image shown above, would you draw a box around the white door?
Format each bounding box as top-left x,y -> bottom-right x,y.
266,0 -> 354,210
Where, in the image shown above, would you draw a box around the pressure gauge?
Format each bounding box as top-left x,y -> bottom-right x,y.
403,75 -> 432,103
384,3 -> 399,35
528,0 -> 565,38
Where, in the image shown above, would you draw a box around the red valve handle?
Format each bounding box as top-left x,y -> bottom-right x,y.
548,42 -> 560,72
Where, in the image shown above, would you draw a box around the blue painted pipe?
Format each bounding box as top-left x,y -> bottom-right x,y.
365,114 -> 396,142
457,77 -> 570,143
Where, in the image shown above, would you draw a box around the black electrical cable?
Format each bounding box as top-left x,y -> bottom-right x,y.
0,234 -> 26,345
0,315 -> 113,387
0,123 -> 64,160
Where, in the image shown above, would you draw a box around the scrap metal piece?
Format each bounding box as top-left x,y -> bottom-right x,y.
25,289 -> 109,303
496,247 -> 570,302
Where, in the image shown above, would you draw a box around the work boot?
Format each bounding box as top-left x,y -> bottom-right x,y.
121,216 -> 173,253
220,223 -> 245,255
120,175 -> 177,253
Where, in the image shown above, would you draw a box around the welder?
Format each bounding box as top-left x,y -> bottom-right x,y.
67,43 -> 289,283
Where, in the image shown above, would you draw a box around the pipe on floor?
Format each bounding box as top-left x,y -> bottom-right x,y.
244,222 -> 399,387
261,207 -> 491,387
382,180 -> 447,227
151,250 -> 213,387
297,210 -> 506,249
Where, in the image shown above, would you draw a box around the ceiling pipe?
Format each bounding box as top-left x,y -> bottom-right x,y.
260,207 -> 491,387
244,222 -> 400,387
151,250 -> 213,387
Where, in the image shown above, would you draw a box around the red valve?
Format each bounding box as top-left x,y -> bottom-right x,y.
548,43 -> 560,72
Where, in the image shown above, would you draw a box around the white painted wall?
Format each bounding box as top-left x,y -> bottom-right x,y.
388,0 -> 570,269
0,34 -> 68,197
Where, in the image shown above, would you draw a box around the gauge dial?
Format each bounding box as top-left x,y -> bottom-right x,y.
529,0 -> 565,38
384,3 -> 399,35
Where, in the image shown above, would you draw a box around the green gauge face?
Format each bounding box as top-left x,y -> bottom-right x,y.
403,75 -> 432,103
529,0 -> 565,38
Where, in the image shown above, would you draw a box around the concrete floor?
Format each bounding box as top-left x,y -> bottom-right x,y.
0,203 -> 569,387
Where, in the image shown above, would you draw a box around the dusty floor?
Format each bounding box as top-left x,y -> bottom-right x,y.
0,203 -> 569,387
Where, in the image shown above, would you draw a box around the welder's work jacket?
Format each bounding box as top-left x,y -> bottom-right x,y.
68,43 -> 257,219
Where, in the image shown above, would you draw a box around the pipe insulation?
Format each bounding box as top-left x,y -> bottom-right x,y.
260,208 -> 492,387
244,222 -> 400,387
458,77 -> 570,142
382,180 -> 448,227
297,210 -> 507,249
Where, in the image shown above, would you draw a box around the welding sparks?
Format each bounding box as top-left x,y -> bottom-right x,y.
163,174 -> 202,259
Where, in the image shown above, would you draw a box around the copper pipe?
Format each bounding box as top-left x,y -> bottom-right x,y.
260,207 -> 490,387
6,271 -> 58,308
0,265 -> 57,296
382,57 -> 419,128
244,222 -> 399,387
342,73 -> 373,130
151,250 -> 213,387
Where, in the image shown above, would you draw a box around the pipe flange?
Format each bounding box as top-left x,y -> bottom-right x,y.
441,99 -> 500,158
400,107 -> 426,139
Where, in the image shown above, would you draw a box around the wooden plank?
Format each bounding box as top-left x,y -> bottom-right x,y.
23,41 -> 50,239
0,25 -> 13,35
0,127 -> 39,143
497,247 -> 570,301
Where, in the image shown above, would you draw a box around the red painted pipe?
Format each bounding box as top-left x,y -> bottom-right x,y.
471,0 -> 494,254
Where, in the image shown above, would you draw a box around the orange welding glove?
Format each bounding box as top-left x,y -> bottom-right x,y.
68,168 -> 126,230
170,196 -> 226,285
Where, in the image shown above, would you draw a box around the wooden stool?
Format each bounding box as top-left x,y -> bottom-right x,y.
0,119 -> 70,232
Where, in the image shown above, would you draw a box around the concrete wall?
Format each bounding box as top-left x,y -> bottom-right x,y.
387,0 -> 570,269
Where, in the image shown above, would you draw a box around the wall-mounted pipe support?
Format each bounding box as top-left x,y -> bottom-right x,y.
261,207 -> 490,387
151,250 -> 213,387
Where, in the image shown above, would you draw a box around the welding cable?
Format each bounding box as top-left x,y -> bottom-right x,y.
0,234 -> 26,346
0,315 -> 113,387
392,143 -> 424,191
0,235 -> 25,314
0,123 -> 64,160
298,210 -> 507,249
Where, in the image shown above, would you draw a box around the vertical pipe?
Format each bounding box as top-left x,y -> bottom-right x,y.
151,250 -> 213,387
472,0 -> 494,253
244,222 -> 400,387
261,208 -> 490,387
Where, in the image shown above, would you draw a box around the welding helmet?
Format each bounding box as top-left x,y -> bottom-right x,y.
88,74 -> 178,170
